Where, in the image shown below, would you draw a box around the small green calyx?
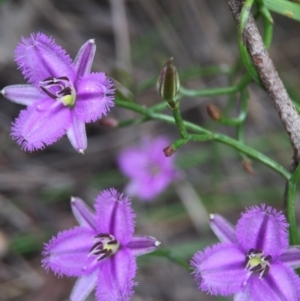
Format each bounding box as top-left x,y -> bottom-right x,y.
157,57 -> 180,106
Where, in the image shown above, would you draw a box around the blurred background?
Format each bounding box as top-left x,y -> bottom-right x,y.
0,0 -> 300,300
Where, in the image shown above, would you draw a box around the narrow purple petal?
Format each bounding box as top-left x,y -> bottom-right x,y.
234,287 -> 254,301
67,116 -> 87,153
74,39 -> 96,81
96,249 -> 136,301
70,270 -> 98,301
11,99 -> 72,151
279,246 -> 300,268
95,189 -> 135,245
250,263 -> 300,301
74,72 -> 114,123
71,197 -> 97,231
236,205 -> 288,258
1,84 -> 42,106
127,235 -> 161,256
191,243 -> 247,296
15,33 -> 75,86
42,227 -> 96,277
209,214 -> 237,244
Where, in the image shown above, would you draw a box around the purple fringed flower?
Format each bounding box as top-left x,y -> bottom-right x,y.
1,33 -> 114,152
42,188 -> 160,301
118,136 -> 179,201
191,205 -> 300,301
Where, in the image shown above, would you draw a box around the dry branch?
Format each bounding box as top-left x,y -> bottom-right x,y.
227,0 -> 300,163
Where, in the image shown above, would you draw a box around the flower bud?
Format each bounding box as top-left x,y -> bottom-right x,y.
242,159 -> 255,175
163,145 -> 176,157
206,104 -> 222,121
157,57 -> 180,105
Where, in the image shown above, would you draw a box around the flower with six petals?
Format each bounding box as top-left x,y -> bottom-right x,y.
1,33 -> 114,152
118,136 -> 179,201
42,188 -> 160,301
191,205 -> 300,301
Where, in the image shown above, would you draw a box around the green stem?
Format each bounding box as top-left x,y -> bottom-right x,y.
172,102 -> 188,138
115,99 -> 291,179
220,89 -> 249,126
149,249 -> 190,271
179,73 -> 251,98
286,164 -> 300,245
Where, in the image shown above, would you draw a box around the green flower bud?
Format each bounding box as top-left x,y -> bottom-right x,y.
157,57 -> 180,107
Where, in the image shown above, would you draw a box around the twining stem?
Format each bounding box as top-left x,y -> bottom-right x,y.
286,164 -> 300,245
115,99 -> 291,180
227,0 -> 300,162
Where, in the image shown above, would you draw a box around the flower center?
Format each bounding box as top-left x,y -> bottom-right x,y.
88,233 -> 120,261
39,76 -> 76,107
245,249 -> 272,279
147,163 -> 161,176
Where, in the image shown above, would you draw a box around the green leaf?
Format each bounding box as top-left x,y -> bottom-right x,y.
264,0 -> 300,21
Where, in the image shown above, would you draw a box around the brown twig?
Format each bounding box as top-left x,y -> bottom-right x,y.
227,0 -> 300,163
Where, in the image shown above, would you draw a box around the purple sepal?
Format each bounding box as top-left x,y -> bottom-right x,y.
71,197 -> 96,230
74,39 -> 96,80
127,235 -> 161,256
67,117 -> 87,153
279,246 -> 300,268
209,214 -> 236,243
70,271 -> 98,301
1,85 -> 42,106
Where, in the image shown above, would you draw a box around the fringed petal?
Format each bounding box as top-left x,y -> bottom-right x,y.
74,39 -> 96,81
1,84 -> 42,106
250,262 -> 300,301
96,249 -> 136,301
191,243 -> 247,296
74,72 -> 114,123
15,33 -> 75,86
42,227 -> 96,277
11,99 -> 71,151
236,205 -> 288,258
95,189 -> 135,245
